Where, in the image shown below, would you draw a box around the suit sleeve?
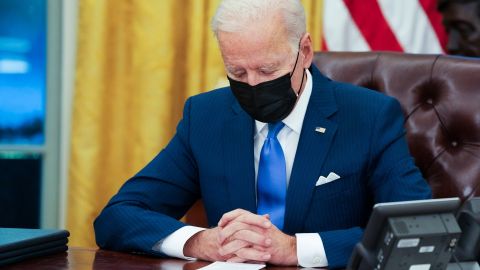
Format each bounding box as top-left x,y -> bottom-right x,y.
94,97 -> 200,256
319,97 -> 432,269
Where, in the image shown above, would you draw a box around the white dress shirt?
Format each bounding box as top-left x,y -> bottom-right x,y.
153,69 -> 328,268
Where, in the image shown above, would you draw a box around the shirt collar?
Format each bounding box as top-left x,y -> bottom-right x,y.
255,68 -> 313,135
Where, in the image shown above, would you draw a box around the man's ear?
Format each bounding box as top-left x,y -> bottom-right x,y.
300,33 -> 314,68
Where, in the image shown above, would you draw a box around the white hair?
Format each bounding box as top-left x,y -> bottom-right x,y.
211,0 -> 306,53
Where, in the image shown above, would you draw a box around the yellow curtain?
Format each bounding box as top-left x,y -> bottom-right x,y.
68,0 -> 323,248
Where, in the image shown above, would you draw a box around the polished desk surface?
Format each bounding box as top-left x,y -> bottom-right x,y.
2,247 -> 311,269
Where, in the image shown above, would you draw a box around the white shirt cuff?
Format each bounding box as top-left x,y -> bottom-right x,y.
152,225 -> 206,260
295,233 -> 328,268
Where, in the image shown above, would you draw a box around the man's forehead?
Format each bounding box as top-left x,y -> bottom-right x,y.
220,40 -> 291,70
218,29 -> 289,49
216,13 -> 290,50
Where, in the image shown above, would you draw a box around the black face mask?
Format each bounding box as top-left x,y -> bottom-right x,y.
228,50 -> 305,123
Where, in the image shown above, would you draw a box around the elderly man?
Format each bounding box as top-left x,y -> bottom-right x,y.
438,0 -> 480,56
94,0 -> 431,268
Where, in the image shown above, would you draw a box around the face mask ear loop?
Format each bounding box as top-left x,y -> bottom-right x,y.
290,47 -> 301,78
295,68 -> 306,97
292,39 -> 304,97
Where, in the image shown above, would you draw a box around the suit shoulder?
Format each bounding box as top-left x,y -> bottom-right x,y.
331,81 -> 400,112
184,87 -> 235,120
189,87 -> 234,105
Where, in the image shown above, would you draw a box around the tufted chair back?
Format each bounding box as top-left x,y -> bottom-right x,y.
313,51 -> 480,200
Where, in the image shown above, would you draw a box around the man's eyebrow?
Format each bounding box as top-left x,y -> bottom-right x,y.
225,61 -> 281,73
225,64 -> 242,70
259,62 -> 281,70
225,65 -> 244,73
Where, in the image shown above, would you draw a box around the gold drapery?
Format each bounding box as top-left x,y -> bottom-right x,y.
68,0 -> 323,247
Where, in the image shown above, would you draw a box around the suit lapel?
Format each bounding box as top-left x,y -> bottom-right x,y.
283,66 -> 339,234
223,102 -> 257,213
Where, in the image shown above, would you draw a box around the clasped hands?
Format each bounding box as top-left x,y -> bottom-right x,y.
183,209 -> 297,266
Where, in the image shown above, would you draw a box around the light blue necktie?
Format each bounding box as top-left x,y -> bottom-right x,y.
257,122 -> 287,229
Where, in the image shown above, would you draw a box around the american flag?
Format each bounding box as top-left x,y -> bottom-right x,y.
322,0 -> 448,53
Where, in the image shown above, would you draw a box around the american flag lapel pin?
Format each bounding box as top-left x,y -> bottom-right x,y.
315,127 -> 326,133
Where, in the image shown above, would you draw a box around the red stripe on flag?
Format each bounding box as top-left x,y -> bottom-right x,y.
419,0 -> 448,52
321,35 -> 329,51
343,0 -> 403,51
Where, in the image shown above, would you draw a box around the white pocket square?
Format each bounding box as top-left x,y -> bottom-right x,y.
316,172 -> 341,186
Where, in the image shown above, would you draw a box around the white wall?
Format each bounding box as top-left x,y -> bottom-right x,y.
59,0 -> 78,228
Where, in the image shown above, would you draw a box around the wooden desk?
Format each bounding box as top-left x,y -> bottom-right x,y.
2,247 -> 307,269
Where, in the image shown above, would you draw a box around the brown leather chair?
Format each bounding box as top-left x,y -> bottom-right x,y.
186,51 -> 480,226
313,51 -> 480,200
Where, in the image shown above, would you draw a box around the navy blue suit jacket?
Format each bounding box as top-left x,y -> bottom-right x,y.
94,65 -> 432,268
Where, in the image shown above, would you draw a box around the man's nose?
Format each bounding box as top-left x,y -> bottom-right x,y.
246,73 -> 262,87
